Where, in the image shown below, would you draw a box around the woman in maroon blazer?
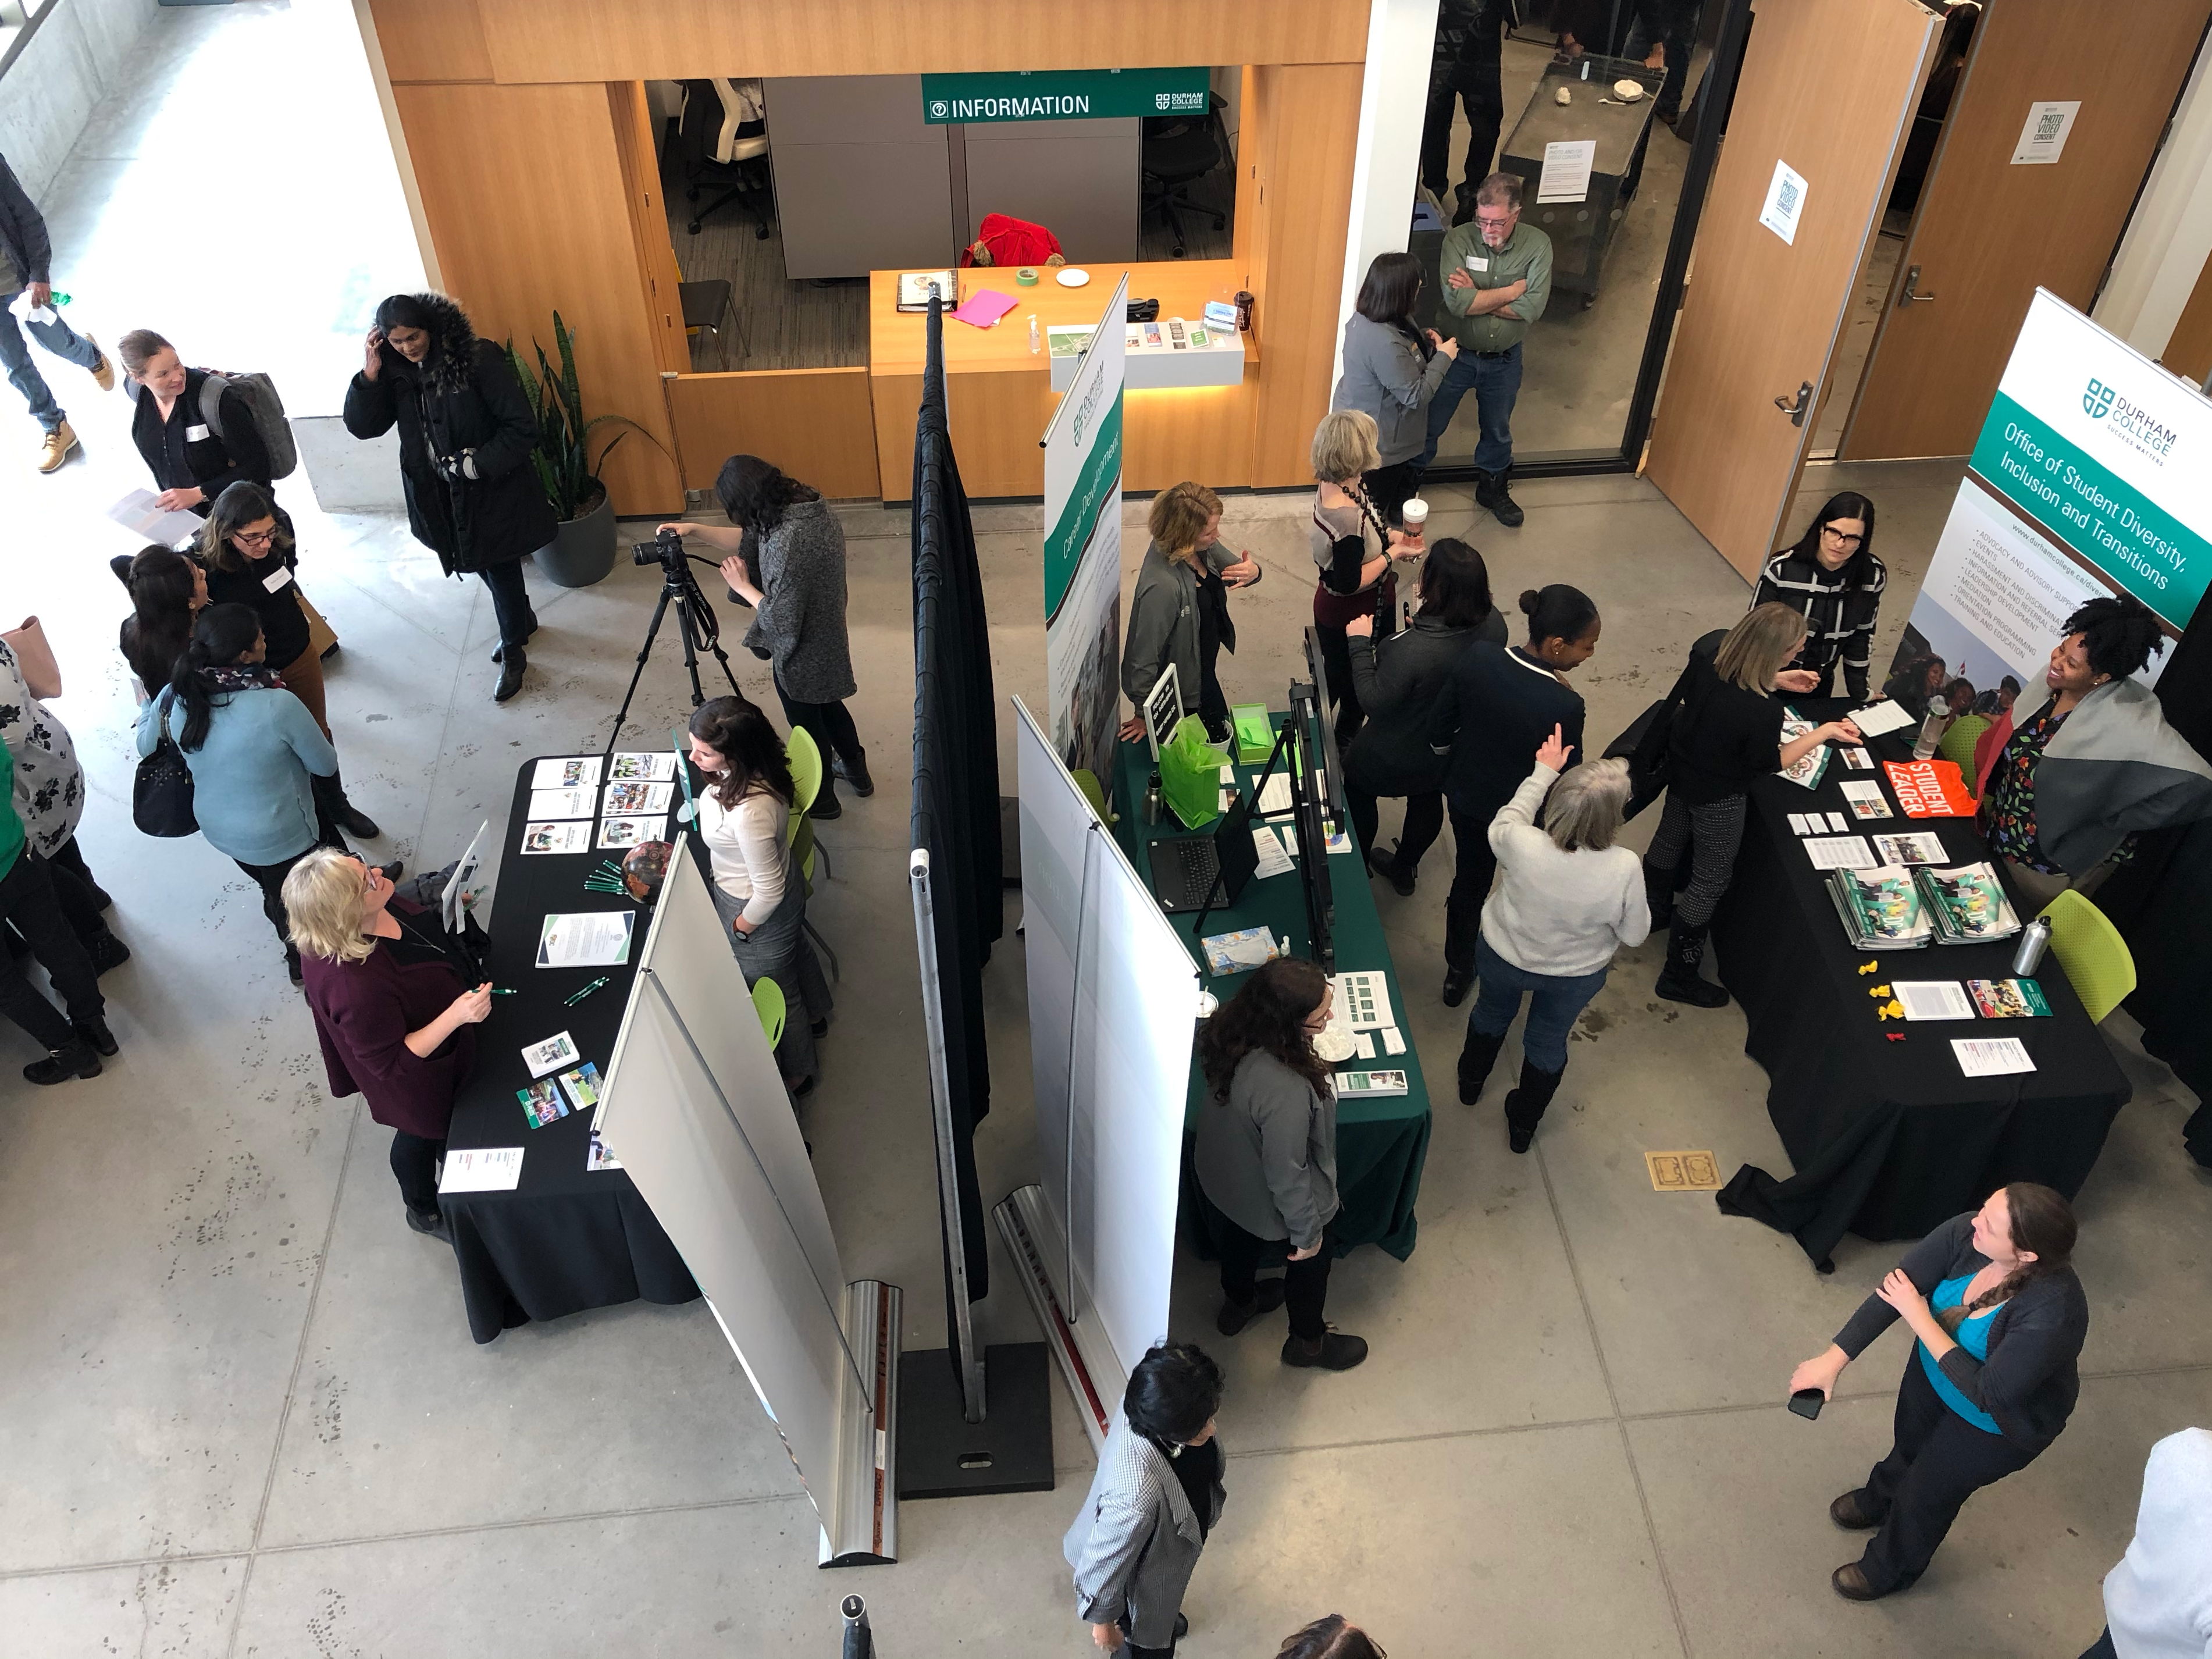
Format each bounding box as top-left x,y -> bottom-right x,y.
283,849 -> 490,1238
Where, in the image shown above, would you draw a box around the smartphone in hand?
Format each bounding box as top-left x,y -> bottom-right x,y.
1788,1388 -> 1826,1421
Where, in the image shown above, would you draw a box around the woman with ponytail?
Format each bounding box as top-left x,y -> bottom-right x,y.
1788,1183 -> 2087,1601
134,604 -> 362,982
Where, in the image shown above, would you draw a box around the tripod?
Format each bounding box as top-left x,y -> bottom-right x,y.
603,547 -> 749,759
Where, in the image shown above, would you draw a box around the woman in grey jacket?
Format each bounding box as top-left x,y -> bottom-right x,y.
1341,536 -> 1503,893
1328,251 -> 1459,527
1118,482 -> 1259,742
1193,957 -> 1367,1370
1064,1342 -> 1226,1656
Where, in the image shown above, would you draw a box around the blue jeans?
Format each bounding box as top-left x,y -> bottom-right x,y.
0,289 -> 101,432
1419,340 -> 1521,473
1467,935 -> 1608,1073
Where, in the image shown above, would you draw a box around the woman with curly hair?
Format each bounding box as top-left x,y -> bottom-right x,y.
1193,956 -> 1366,1370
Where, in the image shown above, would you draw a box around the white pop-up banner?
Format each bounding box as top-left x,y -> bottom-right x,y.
1042,275 -> 1131,788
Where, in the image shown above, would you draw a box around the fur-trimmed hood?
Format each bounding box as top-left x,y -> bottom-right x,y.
379,290 -> 482,394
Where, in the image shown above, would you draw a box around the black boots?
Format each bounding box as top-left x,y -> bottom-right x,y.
1216,1277 -> 1287,1336
1655,920 -> 1730,1007
1475,467 -> 1525,528
1642,861 -> 1676,931
314,768 -> 382,841
1503,1056 -> 1566,1154
1458,1026 -> 1507,1105
493,647 -> 527,703
1282,1328 -> 1369,1370
833,748 -> 875,798
1441,965 -> 1473,1007
1368,840 -> 1416,897
24,1041 -> 101,1085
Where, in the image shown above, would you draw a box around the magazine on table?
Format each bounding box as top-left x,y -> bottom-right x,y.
1915,861 -> 2021,945
1827,864 -> 1933,950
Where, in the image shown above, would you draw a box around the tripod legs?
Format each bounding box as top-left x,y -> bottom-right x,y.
603,572 -> 750,759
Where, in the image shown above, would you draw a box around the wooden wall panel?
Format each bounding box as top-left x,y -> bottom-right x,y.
469,0 -> 1369,83
667,369 -> 881,499
391,81 -> 683,514
365,0 -> 491,83
1245,63 -> 1363,487
610,80 -> 689,377
2161,248 -> 2212,386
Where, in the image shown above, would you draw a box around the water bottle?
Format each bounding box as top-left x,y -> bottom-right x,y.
1143,769 -> 1162,825
49,291 -> 70,307
1028,314 -> 1041,355
2011,914 -> 2051,977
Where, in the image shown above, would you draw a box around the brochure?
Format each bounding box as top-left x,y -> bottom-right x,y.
519,820 -> 592,855
518,1078 -> 571,1128
1776,707 -> 1832,790
1891,980 -> 1977,1021
533,756 -> 603,791
586,1130 -> 624,1172
1966,978 -> 2053,1019
603,779 -> 674,817
537,911 -> 635,969
1839,780 -> 1893,820
1334,1069 -> 1409,1096
521,1030 -> 580,1077
1872,831 -> 1948,866
608,751 -> 678,781
1828,865 -> 1933,950
1915,861 -> 2021,945
598,816 -> 662,850
557,1061 -> 603,1112
528,788 -> 596,820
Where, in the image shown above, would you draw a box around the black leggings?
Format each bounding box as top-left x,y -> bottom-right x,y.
1216,1215 -> 1335,1341
774,673 -> 863,800
1642,792 -> 1748,930
1348,787 -> 1445,875
390,1130 -> 446,1217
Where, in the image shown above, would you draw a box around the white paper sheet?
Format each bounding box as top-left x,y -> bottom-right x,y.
519,820 -> 592,855
537,911 -> 636,969
1826,812 -> 1851,834
1758,158 -> 1809,244
1847,701 -> 1917,738
1894,980 -> 1976,1021
443,820 -> 489,934
1257,773 -> 1293,816
608,751 -> 678,781
1537,138 -> 1597,203
598,816 -> 662,850
1354,1031 -> 1376,1060
1787,813 -> 1812,835
1251,825 -> 1296,879
529,788 -> 596,820
1804,835 -> 1878,870
439,1147 -> 525,1192
533,756 -> 604,791
1953,1036 -> 2036,1077
105,489 -> 208,549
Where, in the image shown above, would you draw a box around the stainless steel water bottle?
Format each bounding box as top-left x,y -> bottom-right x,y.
2011,914 -> 2052,977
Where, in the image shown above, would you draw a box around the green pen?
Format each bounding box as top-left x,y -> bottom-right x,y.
564,975 -> 612,1006
489,988 -> 519,995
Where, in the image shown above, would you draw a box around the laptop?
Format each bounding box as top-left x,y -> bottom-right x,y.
1149,797 -> 1260,914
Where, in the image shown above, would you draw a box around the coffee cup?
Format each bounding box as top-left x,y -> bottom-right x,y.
1401,497 -> 1429,544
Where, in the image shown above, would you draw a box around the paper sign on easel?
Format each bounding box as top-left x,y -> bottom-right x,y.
1536,139 -> 1596,204
2010,101 -> 2080,166
1759,159 -> 1808,245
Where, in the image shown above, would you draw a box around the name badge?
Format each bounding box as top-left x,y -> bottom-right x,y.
262,564 -> 294,594
185,423 -> 212,443
1466,256 -> 1489,272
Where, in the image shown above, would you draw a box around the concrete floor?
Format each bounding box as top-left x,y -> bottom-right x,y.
5,9 -> 2211,1659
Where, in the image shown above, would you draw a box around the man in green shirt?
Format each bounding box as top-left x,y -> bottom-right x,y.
0,732 -> 111,1083
1420,171 -> 1553,526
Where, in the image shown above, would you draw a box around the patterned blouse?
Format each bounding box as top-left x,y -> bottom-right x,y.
1982,704 -> 2132,876
0,638 -> 84,859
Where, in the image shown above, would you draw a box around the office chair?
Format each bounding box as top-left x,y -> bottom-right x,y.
1141,91 -> 1229,259
679,78 -> 774,240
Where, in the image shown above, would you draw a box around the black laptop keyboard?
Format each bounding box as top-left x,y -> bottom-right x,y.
1173,839 -> 1219,896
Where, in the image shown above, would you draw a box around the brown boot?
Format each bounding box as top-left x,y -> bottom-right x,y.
87,339 -> 116,392
37,421 -> 77,474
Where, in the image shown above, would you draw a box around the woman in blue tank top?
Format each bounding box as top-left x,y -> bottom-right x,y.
1787,1183 -> 2087,1600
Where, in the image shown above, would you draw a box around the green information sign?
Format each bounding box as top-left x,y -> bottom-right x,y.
922,68 -> 1209,126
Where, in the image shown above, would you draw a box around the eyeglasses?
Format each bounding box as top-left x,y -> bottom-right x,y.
234,528 -> 279,548
1821,526 -> 1864,548
1476,213 -> 1515,230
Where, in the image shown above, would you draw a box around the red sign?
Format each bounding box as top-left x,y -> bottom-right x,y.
1883,759 -> 1977,818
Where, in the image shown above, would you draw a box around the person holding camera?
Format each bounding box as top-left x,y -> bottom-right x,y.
343,293 -> 553,704
660,455 -> 869,818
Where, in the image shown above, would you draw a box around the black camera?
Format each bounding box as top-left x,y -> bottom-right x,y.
632,526 -> 688,567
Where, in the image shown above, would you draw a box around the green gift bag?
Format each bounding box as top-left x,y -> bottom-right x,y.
1157,714 -> 1230,829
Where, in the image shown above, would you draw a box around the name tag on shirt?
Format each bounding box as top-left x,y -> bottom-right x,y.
262,564 -> 294,594
185,423 -> 212,443
1465,255 -> 1489,272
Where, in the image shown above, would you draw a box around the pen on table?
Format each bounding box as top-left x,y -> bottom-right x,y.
564,975 -> 612,1006
489,988 -> 519,995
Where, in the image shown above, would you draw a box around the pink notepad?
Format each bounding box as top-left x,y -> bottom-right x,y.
950,290 -> 1018,329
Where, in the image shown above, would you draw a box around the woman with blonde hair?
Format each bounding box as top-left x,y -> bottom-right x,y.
1458,725 -> 1649,1151
286,848 -> 491,1240
1644,602 -> 1861,1007
1119,480 -> 1260,741
1309,410 -> 1422,747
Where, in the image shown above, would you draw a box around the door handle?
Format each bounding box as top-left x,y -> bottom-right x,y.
1773,381 -> 1812,427
1899,264 -> 1936,307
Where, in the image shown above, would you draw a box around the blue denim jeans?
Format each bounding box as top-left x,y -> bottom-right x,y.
1467,935 -> 1609,1073
0,289 -> 101,432
1419,340 -> 1521,473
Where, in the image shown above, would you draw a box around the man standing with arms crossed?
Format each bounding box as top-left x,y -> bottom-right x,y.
1420,171 -> 1551,528
0,153 -> 115,474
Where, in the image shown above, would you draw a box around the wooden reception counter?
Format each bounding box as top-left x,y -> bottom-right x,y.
868,259 -> 1259,500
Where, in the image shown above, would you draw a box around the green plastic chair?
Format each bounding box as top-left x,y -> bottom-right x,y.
781,727 -> 840,983
1936,714 -> 1992,792
1070,767 -> 1110,825
2039,890 -> 2135,1024
751,977 -> 787,1049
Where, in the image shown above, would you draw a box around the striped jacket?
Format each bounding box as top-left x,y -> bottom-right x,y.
1064,1412 -> 1225,1648
1751,547 -> 1886,700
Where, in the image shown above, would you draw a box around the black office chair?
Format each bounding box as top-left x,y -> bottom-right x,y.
678,78 -> 774,240
1141,91 -> 1229,259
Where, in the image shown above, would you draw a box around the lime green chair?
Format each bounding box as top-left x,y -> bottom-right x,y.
752,976 -> 787,1049
2038,890 -> 2135,1024
781,726 -> 840,982
1070,767 -> 1110,825
1936,714 -> 1992,793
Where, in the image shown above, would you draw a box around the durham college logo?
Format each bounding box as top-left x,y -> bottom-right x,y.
2083,378 -> 2114,419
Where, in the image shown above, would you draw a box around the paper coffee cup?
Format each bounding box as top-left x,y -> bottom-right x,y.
1401,497 -> 1429,533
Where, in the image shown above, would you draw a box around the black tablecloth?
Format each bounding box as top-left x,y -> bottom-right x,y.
1709,707 -> 2132,1269
439,760 -> 700,1342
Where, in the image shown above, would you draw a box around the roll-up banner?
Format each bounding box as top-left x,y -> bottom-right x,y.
1887,291 -> 2212,706
1042,274 -> 1131,788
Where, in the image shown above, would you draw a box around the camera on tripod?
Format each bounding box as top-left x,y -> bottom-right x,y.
633,525 -> 689,568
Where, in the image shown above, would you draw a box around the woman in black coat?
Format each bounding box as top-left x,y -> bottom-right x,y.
1341,537 -> 1504,894
1789,1184 -> 2086,1602
117,329 -> 271,515
342,292 -> 553,703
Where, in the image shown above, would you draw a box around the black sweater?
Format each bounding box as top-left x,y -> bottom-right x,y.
129,370 -> 272,509
1344,608 -> 1502,796
1426,640 -> 1586,821
1833,1211 -> 2088,1452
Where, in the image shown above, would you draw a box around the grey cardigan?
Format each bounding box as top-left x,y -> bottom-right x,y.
742,496 -> 856,703
1342,607 -> 1504,795
1064,1412 -> 1226,1649
1330,311 -> 1452,467
1120,537 -> 1243,713
1194,1049 -> 1340,1250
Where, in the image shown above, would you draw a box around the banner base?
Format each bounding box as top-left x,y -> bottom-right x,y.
994,1184 -> 1119,1456
896,1342 -> 1056,1498
818,1279 -> 900,1568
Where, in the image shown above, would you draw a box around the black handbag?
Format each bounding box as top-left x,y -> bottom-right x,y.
132,689 -> 199,838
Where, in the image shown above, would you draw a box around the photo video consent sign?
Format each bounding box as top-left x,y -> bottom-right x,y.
1042,274 -> 1129,788
1890,291 -> 2212,698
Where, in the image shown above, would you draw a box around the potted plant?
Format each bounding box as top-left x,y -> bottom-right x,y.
506,312 -> 669,588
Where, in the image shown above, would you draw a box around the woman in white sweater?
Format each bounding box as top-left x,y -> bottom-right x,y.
1458,724 -> 1650,1151
685,697 -> 833,1094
